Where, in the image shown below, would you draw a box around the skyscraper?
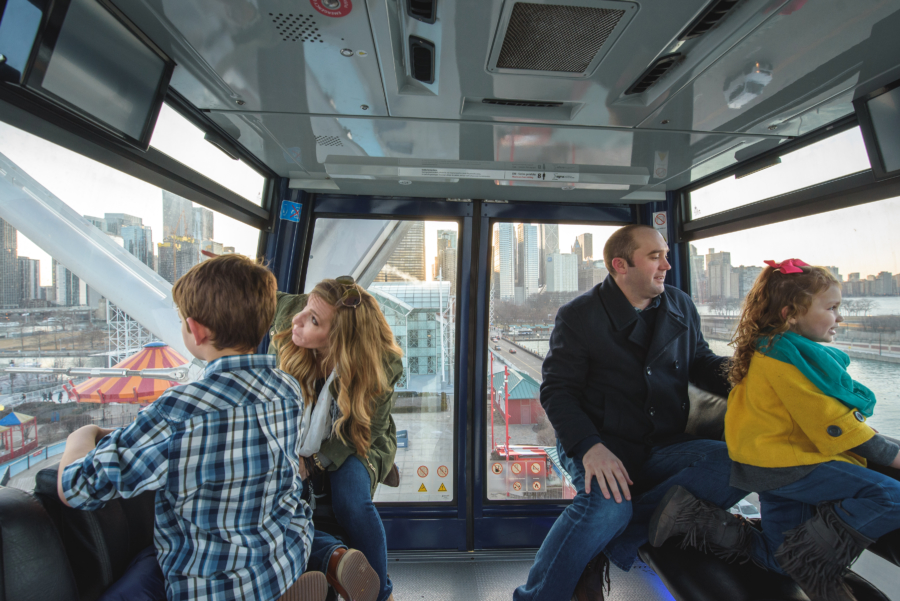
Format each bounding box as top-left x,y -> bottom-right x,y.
516,223 -> 538,302
545,253 -> 578,292
539,224 -> 559,286
0,217 -> 17,308
17,257 -> 40,304
162,191 -> 194,238
576,233 -> 593,262
497,223 -> 516,302
52,259 -> 86,306
434,229 -> 457,292
192,206 -> 214,241
121,225 -> 154,269
158,238 -> 200,284
705,248 -> 732,299
376,221 -> 426,282
689,244 -> 707,303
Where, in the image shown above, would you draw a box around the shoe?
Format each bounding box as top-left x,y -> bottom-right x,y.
775,502 -> 875,601
327,548 -> 380,601
648,485 -> 753,563
384,463 -> 400,488
571,552 -> 610,601
278,571 -> 328,601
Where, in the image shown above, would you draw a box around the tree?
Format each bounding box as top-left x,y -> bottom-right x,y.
856,299 -> 878,317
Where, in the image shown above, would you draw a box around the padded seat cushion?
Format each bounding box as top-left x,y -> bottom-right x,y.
0,486 -> 80,601
33,465 -> 156,601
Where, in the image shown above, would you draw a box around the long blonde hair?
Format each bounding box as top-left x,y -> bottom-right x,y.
729,263 -> 839,386
274,279 -> 402,456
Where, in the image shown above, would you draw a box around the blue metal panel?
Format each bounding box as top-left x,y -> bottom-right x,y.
481,201 -> 632,223
312,195 -> 473,218
265,181 -> 312,293
383,518 -> 466,551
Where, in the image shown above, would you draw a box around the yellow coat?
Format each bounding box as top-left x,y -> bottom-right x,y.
725,352 -> 874,468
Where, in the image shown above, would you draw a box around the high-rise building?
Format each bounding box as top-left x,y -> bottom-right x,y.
576,233 -> 593,262
539,224 -> 559,286
104,213 -> 143,236
121,225 -> 154,269
705,248 -> 732,299
578,260 -> 609,291
52,259 -> 87,306
192,207 -> 214,241
496,223 -> 516,302
376,221 -> 426,282
516,223 -> 538,302
17,257 -> 40,303
689,245 -> 707,303
433,230 -> 458,291
545,253 -> 578,292
158,238 -> 200,284
84,215 -> 109,233
731,265 -> 763,299
874,271 -> 894,296
162,191 -> 194,239
0,218 -> 17,308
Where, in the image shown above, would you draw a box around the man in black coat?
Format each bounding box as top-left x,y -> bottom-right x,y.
514,225 -> 746,601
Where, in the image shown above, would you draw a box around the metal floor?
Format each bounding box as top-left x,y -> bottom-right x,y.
386,550 -> 899,601
386,552 -> 675,601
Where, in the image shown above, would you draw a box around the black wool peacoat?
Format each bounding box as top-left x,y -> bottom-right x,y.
540,275 -> 729,478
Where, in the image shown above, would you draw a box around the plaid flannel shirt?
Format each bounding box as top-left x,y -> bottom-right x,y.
62,354 -> 312,601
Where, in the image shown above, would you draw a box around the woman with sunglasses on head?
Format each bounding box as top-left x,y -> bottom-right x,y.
268,277 -> 403,601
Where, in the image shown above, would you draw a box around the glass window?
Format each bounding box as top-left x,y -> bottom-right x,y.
486,222 -> 623,501
689,128 -> 871,220
0,120 -> 260,484
304,217 -> 460,503
149,104 -> 266,205
688,196 -> 900,432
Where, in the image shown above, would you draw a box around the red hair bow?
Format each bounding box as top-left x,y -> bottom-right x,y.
764,259 -> 809,274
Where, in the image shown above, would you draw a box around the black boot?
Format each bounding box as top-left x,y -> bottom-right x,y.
648,485 -> 754,563
571,552 -> 610,601
775,502 -> 875,601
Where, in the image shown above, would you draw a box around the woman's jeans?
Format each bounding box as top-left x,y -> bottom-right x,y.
513,438 -> 747,601
747,460 -> 900,574
306,456 -> 393,601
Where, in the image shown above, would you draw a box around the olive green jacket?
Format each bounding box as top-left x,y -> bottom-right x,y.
267,292 -> 401,497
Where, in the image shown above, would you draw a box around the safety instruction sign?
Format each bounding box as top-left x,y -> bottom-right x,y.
653,212 -> 668,242
414,461 -> 452,500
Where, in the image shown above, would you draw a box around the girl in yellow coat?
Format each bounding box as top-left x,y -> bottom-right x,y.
651,260 -> 900,601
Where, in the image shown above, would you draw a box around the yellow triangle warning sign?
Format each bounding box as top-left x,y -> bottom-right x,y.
418,483 -> 427,492
438,483 -> 447,492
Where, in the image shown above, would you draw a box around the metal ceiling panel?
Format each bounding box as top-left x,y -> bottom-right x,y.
367,0 -> 737,127
637,0 -> 900,135
114,0 -> 388,115
206,111 -> 786,202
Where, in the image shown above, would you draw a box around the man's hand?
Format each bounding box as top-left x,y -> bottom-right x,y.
57,425 -> 115,507
582,442 -> 633,503
298,458 -> 309,481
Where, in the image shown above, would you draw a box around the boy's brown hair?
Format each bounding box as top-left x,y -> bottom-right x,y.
172,254 -> 277,352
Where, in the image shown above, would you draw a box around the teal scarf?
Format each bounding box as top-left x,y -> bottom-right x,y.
759,330 -> 877,417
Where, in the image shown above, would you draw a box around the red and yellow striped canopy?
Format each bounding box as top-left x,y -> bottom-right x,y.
75,343 -> 188,404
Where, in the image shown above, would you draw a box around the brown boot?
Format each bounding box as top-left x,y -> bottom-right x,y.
327,548 -> 380,601
571,552 -> 610,601
278,571 -> 328,601
648,485 -> 754,563
775,503 -> 875,601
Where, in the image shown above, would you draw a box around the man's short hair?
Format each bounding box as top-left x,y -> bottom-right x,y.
172,254 -> 277,351
603,224 -> 658,277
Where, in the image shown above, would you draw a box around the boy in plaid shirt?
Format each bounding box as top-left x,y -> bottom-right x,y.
57,255 -> 376,601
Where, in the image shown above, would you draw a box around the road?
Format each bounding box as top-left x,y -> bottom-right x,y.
490,344 -> 544,383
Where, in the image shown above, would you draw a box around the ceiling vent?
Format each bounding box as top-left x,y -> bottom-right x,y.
625,53 -> 682,95
678,0 -> 740,40
487,1 -> 637,78
408,0 -> 437,24
482,98 -> 564,108
268,13 -> 323,43
315,135 -> 343,147
409,36 -> 436,84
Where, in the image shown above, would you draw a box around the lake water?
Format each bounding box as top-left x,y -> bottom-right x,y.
697,296 -> 900,316
517,339 -> 900,436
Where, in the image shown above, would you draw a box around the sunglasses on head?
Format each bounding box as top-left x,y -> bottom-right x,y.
335,275 -> 362,308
